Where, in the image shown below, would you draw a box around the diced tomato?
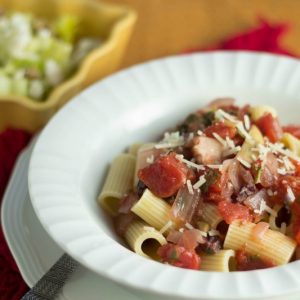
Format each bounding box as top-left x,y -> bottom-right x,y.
292,202 -> 300,218
236,250 -> 275,271
204,170 -> 233,203
295,231 -> 300,246
283,125 -> 300,139
256,113 -> 283,143
138,153 -> 188,198
218,201 -> 252,224
157,243 -> 200,270
204,121 -> 237,140
295,162 -> 300,177
206,193 -> 229,203
232,134 -> 245,146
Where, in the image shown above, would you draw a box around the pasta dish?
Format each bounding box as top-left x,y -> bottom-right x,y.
98,98 -> 300,272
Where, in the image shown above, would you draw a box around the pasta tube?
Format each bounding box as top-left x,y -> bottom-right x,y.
201,203 -> 223,229
249,105 -> 277,121
281,133 -> 300,156
125,220 -> 167,259
224,221 -> 296,265
128,143 -> 143,156
131,189 -> 174,232
201,250 -> 235,272
98,154 -> 136,216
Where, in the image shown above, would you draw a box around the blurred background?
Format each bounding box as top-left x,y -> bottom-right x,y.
107,0 -> 300,68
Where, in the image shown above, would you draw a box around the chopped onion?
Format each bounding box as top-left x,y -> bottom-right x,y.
166,230 -> 182,244
252,222 -> 269,241
171,185 -> 201,225
244,189 -> 268,213
260,152 -> 278,188
227,159 -> 254,193
177,229 -> 206,250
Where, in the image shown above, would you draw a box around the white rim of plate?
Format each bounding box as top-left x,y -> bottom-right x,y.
29,51 -> 300,300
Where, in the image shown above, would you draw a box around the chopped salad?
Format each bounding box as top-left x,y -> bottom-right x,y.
0,11 -> 100,101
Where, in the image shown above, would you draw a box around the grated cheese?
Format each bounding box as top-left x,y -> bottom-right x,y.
212,132 -> 227,147
215,109 -> 254,143
146,155 -> 154,164
268,142 -> 300,163
193,175 -> 206,190
278,168 -> 287,175
185,223 -> 194,230
282,156 -> 295,171
223,146 -> 241,157
155,131 -> 185,149
225,136 -> 235,149
264,204 -> 278,217
244,114 -> 251,131
236,122 -> 254,143
175,154 -> 205,170
267,189 -> 274,197
251,154 -> 258,161
179,228 -> 184,233
237,156 -> 251,169
215,109 -> 237,123
143,226 -> 155,232
207,164 -> 223,169
208,229 -> 220,236
199,231 -> 208,237
159,221 -> 174,234
197,130 -> 203,136
186,180 -> 194,195
286,186 -> 296,204
280,222 -> 287,234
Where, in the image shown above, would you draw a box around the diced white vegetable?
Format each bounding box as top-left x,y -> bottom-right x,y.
12,78 -> 29,96
29,79 -> 45,100
0,75 -> 12,94
45,59 -> 64,86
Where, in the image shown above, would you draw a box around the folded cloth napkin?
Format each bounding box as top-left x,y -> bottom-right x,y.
185,18 -> 294,56
0,19 -> 295,300
0,129 -> 31,300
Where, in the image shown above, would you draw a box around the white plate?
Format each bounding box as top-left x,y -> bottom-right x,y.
1,143 -> 140,300
28,51 -> 300,300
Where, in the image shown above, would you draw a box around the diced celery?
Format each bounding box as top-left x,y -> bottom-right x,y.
12,78 -> 29,97
44,59 -> 64,86
53,15 -> 79,43
12,55 -> 43,72
28,79 -> 45,101
42,38 -> 72,66
0,75 -> 12,95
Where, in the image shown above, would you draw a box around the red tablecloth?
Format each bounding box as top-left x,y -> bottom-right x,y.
0,19 -> 295,300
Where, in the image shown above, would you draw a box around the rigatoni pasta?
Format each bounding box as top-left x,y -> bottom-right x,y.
131,189 -> 174,232
125,220 -> 167,258
201,203 -> 223,229
98,153 -> 136,216
224,221 -> 296,265
100,98 -> 300,272
200,250 -> 235,272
